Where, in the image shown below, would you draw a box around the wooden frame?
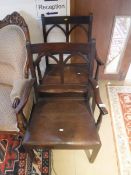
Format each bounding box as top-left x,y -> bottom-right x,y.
30,41 -> 95,92
41,14 -> 93,42
27,40 -> 108,126
23,41 -> 108,165
0,12 -> 34,134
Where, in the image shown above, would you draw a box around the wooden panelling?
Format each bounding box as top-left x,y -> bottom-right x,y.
71,0 -> 131,80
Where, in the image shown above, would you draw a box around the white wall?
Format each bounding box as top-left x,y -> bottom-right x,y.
0,0 -> 70,75
0,0 -> 70,43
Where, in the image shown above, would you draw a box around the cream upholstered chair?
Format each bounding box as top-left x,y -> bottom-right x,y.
0,12 -> 35,134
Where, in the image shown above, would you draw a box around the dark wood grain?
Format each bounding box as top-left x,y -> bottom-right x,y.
71,0 -> 131,80
23,41 -> 108,163
23,96 -> 101,149
41,15 -> 93,43
41,14 -> 93,67
27,41 -> 96,90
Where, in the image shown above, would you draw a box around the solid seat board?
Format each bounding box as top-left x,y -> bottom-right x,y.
39,64 -> 89,94
23,97 -> 101,149
42,64 -> 89,84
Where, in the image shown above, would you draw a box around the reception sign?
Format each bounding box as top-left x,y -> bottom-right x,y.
35,0 -> 67,17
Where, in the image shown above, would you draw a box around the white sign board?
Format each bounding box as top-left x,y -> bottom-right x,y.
35,0 -> 67,18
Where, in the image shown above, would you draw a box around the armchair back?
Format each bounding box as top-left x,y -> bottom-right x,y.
0,12 -> 31,85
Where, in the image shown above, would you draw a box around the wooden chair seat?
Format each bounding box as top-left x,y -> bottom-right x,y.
42,64 -> 89,83
23,96 -> 101,149
38,64 -> 89,93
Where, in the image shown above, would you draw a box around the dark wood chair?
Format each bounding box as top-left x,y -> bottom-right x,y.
35,14 -> 103,88
23,40 -> 108,164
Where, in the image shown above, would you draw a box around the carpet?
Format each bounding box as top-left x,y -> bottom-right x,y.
107,86 -> 131,175
0,134 -> 50,175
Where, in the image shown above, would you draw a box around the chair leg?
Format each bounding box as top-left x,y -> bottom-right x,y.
85,144 -> 101,163
37,65 -> 43,84
23,146 -> 37,164
96,112 -> 103,131
17,114 -> 26,134
92,97 -> 96,113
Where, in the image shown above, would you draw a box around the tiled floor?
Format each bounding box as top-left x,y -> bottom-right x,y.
51,80 -> 131,175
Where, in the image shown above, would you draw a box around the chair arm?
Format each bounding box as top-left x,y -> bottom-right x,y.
12,79 -> 35,114
94,51 -> 104,80
95,51 -> 104,66
96,56 -> 104,65
89,78 -> 108,115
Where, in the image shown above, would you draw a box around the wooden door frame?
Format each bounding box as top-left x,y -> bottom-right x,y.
70,0 -> 75,16
70,0 -> 131,80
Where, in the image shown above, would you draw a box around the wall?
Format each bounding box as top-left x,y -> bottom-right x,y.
0,0 -> 70,75
0,0 -> 70,43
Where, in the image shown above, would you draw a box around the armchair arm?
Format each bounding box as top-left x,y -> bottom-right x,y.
10,79 -> 35,113
89,78 -> 108,115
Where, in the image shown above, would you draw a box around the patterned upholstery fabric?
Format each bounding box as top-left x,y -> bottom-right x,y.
0,25 -> 27,85
0,84 -> 19,132
10,78 -> 34,122
0,84 -> 33,132
10,79 -> 31,103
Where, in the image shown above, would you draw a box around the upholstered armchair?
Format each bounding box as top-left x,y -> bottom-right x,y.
0,12 -> 34,134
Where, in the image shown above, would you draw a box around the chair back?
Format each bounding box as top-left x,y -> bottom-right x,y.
41,14 -> 93,43
28,40 -> 96,94
0,12 -> 30,85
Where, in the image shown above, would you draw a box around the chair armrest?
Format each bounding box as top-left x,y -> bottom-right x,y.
12,79 -> 35,114
96,56 -> 104,65
95,51 -> 104,65
12,97 -> 20,108
89,78 -> 108,115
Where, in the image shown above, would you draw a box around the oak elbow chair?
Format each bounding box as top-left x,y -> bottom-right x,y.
0,12 -> 34,135
23,40 -> 108,163
34,14 -> 103,84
